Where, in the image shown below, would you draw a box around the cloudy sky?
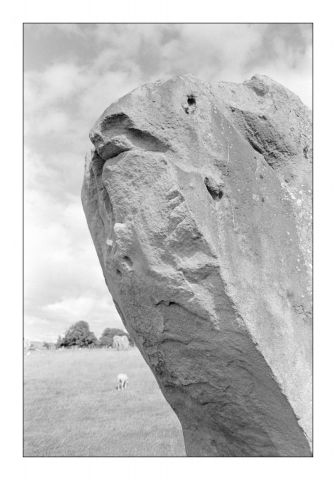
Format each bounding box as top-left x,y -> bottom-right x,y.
24,23 -> 312,342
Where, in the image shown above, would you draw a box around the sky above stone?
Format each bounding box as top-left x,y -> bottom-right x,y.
24,23 -> 312,342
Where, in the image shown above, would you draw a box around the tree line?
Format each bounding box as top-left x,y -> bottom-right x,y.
55,321 -> 134,349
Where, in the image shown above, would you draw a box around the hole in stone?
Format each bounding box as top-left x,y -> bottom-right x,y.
116,269 -> 122,276
187,95 -> 196,106
123,256 -> 133,266
259,174 -> 264,180
183,95 -> 197,114
204,177 -> 223,201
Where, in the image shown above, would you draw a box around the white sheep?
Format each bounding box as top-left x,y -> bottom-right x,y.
116,373 -> 128,391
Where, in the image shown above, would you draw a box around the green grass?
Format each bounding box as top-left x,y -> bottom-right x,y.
24,348 -> 186,456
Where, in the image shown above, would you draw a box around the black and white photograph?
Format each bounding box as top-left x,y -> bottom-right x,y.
23,22 -> 313,459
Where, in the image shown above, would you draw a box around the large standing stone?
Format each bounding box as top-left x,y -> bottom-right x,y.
82,74 -> 312,456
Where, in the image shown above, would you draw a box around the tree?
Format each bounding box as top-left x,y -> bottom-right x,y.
99,327 -> 133,348
55,335 -> 63,349
60,321 -> 98,348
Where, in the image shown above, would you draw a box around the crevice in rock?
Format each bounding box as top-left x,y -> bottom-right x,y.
160,334 -> 191,345
154,298 -> 211,325
204,177 -> 223,201
123,255 -> 133,266
91,113 -> 170,160
128,127 -> 169,153
155,299 -> 178,307
100,113 -> 133,131
90,152 -> 115,228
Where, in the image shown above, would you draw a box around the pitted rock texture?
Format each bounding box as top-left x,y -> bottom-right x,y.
82,74 -> 312,456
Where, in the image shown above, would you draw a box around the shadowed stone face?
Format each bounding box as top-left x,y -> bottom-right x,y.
82,74 -> 312,456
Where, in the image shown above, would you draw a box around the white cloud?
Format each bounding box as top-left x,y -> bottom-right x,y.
43,294 -> 121,331
44,296 -> 96,317
24,148 -> 121,341
35,110 -> 71,136
26,63 -> 86,107
78,70 -> 140,122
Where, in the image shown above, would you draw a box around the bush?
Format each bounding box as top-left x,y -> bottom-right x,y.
57,321 -> 98,348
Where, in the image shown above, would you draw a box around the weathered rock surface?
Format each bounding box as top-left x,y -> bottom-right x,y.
82,74 -> 312,456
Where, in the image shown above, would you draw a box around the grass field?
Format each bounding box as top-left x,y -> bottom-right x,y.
24,348 -> 186,456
